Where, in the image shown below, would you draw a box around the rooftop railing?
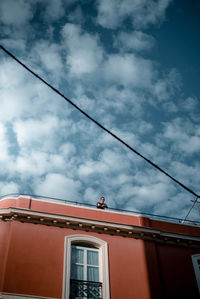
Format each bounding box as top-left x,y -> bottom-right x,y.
0,193 -> 200,226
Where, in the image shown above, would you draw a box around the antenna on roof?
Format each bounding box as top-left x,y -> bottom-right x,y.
182,197 -> 199,224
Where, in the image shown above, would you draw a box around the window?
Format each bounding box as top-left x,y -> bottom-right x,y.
70,244 -> 101,298
63,235 -> 110,299
192,254 -> 200,293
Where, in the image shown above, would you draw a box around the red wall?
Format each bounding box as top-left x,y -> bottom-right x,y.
155,244 -> 200,298
0,222 -> 11,291
0,221 -> 152,299
1,197 -> 200,299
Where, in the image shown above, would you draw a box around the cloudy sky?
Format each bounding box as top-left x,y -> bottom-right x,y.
0,0 -> 200,221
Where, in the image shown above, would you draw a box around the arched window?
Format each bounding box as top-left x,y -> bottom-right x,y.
63,235 -> 110,299
192,254 -> 200,293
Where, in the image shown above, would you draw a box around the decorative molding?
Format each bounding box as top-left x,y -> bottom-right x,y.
1,207 -> 200,248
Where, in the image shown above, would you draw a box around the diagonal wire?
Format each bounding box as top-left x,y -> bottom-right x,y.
0,45 -> 199,200
182,197 -> 199,223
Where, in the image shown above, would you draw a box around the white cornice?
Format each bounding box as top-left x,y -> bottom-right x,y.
1,207 -> 200,247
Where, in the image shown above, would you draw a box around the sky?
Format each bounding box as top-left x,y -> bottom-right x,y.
0,0 -> 200,221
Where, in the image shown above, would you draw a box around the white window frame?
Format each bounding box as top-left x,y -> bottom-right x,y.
71,244 -> 100,282
192,254 -> 200,293
63,235 -> 110,299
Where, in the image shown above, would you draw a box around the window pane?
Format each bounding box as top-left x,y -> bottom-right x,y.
71,247 -> 84,264
87,250 -> 99,266
87,266 -> 99,282
71,264 -> 84,280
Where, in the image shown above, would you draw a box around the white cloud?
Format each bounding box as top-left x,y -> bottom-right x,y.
169,161 -> 200,188
59,143 -> 76,157
0,59 -> 41,122
78,148 -> 131,179
68,6 -> 84,24
83,187 -> 100,205
0,181 -> 19,196
103,54 -> 154,88
15,151 -> 68,178
153,68 -> 181,101
96,0 -> 172,29
114,31 -> 155,52
33,42 -> 63,73
0,38 -> 26,52
182,97 -> 198,112
13,115 -> 69,151
0,0 -> 33,27
0,0 -> 198,222
62,23 -> 104,76
118,181 -> 171,207
0,122 -> 10,163
163,118 -> 200,155
42,0 -> 65,21
0,59 -> 27,89
35,173 -> 82,200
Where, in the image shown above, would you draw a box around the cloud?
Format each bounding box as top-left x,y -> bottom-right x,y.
68,6 -> 84,24
42,0 -> 65,22
0,59 -> 39,122
0,0 -> 34,27
0,38 -> 26,53
34,173 -> 82,200
169,160 -> 200,189
0,0 -> 198,222
0,181 -> 19,196
96,0 -> 172,29
103,53 -> 154,88
15,151 -> 68,179
182,97 -> 198,112
78,148 -> 130,178
83,187 -> 100,205
153,68 -> 181,101
62,23 -> 104,76
0,122 -> 10,163
163,118 -> 200,155
33,42 -> 63,73
114,31 -> 155,52
118,181 -> 172,209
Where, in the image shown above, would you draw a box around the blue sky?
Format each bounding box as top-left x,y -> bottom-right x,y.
0,0 -> 200,221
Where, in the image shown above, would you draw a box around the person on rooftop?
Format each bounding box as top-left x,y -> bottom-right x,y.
97,196 -> 108,209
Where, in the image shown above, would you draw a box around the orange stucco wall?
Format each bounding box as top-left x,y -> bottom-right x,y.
1,196 -> 200,299
0,221 -> 152,299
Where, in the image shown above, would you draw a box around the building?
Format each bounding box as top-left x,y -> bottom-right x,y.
0,195 -> 200,299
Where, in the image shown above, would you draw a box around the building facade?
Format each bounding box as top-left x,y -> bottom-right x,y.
0,195 -> 200,299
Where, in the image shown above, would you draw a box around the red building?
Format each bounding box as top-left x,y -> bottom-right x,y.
0,195 -> 200,299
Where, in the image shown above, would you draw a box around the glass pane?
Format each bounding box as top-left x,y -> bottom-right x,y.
87,266 -> 99,282
71,247 -> 84,264
87,250 -> 99,266
71,264 -> 84,280
74,243 -> 97,249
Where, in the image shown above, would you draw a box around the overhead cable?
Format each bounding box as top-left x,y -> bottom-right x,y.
0,45 -> 199,199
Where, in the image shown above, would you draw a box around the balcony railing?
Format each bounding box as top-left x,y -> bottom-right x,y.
70,279 -> 102,299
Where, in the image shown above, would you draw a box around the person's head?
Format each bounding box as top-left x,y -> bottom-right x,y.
100,196 -> 105,203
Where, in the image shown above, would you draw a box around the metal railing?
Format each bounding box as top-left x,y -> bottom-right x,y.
0,193 -> 200,226
70,279 -> 102,299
